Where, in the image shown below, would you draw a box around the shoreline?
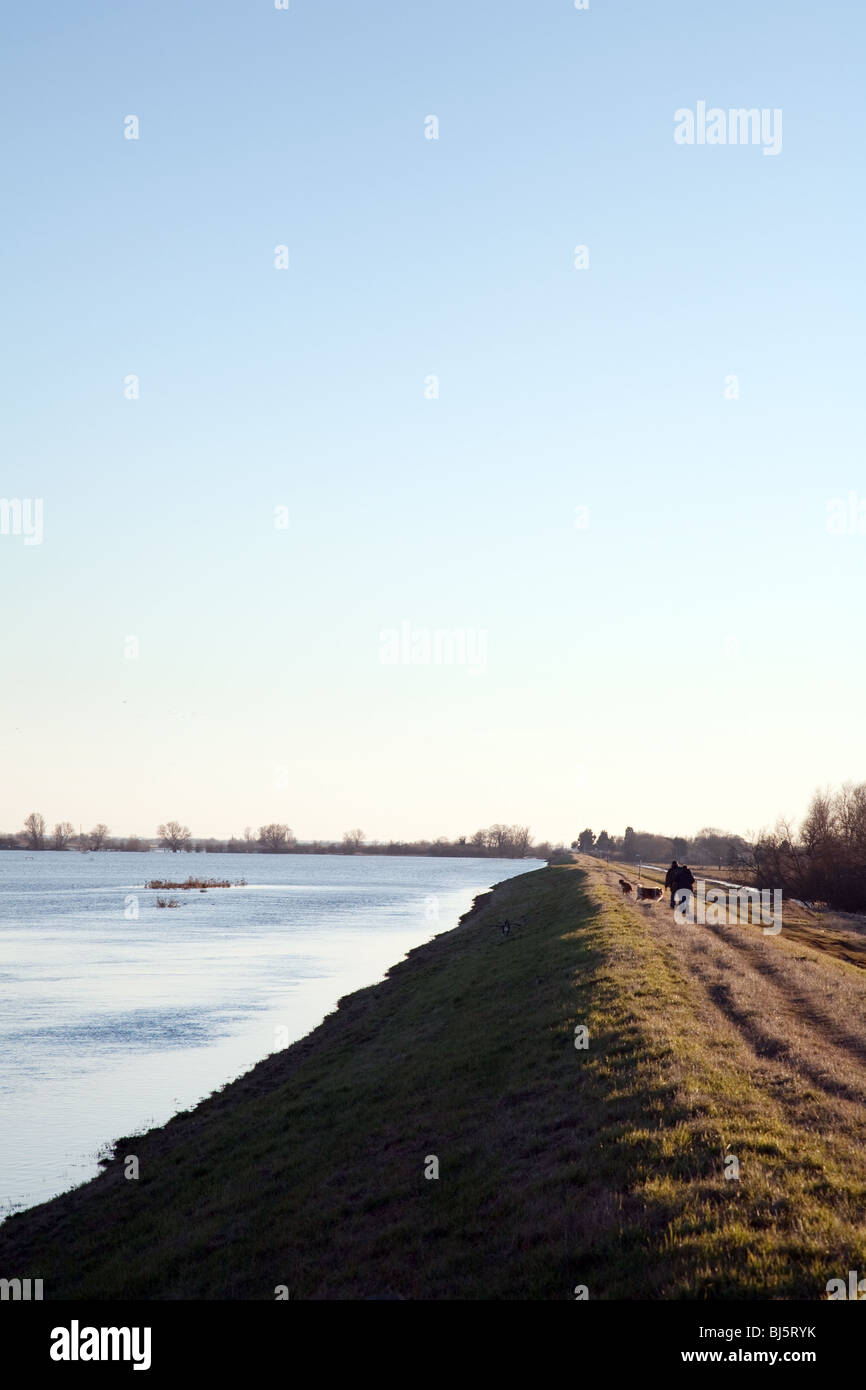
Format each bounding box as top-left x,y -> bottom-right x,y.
3,858 -> 866,1299
2,857 -> 539,1220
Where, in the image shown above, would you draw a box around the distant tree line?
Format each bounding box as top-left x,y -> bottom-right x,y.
0,814 -> 550,860
0,813 -> 117,852
751,782 -> 866,912
572,824 -> 751,870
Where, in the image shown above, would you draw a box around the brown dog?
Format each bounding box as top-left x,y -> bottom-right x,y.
636,885 -> 663,902
618,878 -> 633,895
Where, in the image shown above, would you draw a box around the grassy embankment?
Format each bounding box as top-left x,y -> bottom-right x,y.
2,859 -> 866,1299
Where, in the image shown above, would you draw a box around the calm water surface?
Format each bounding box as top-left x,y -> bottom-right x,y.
0,851 -> 541,1218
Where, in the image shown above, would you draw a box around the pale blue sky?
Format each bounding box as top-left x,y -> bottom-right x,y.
1,0 -> 864,843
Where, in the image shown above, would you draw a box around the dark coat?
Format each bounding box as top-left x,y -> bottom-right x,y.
674,865 -> 695,891
664,863 -> 678,889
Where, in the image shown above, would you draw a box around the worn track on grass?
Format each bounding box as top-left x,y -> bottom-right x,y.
598,856 -> 866,1172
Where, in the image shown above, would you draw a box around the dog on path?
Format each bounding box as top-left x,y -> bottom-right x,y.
618,878 -> 633,896
636,885 -> 663,903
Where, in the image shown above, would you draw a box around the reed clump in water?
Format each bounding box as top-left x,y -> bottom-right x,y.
145,877 -> 246,890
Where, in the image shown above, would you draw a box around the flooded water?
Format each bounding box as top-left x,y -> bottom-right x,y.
0,850 -> 541,1218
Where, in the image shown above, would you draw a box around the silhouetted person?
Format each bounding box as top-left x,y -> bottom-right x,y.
673,863 -> 695,908
664,860 -> 679,907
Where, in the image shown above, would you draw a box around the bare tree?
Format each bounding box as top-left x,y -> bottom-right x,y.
834,782 -> 866,856
23,811 -> 46,850
258,823 -> 294,852
486,824 -> 511,853
752,786 -> 866,910
342,828 -> 365,852
158,821 -> 192,852
52,821 -> 76,850
801,789 -> 834,856
89,823 -> 110,851
508,825 -> 532,857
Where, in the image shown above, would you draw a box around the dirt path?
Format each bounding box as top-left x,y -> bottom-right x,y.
593,857 -> 866,1154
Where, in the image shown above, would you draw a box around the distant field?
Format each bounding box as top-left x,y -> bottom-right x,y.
2,858 -> 866,1298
